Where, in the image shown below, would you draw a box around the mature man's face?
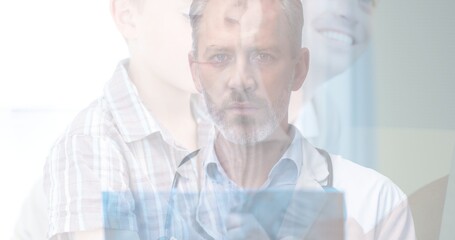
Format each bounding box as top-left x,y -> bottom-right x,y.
302,0 -> 374,78
191,0 -> 308,145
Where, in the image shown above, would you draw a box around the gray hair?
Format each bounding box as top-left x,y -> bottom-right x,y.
189,0 -> 303,56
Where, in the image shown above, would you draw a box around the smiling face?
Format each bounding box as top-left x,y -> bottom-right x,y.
190,0 -> 308,145
302,0 -> 374,79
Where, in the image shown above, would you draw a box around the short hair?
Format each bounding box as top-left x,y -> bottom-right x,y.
189,0 -> 303,56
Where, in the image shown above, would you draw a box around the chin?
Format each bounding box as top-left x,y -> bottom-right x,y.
217,120 -> 279,145
219,130 -> 268,145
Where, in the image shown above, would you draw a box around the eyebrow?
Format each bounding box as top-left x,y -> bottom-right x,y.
202,45 -> 283,57
203,45 -> 232,56
246,46 -> 283,55
253,46 -> 281,52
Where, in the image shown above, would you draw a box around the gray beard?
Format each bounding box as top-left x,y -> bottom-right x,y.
202,90 -> 290,145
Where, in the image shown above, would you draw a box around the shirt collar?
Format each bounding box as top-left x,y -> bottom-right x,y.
103,59 -> 161,142
279,126 -> 303,176
200,131 -> 220,181
194,127 -> 331,239
202,125 -> 305,187
299,136 -> 330,187
200,125 -> 330,187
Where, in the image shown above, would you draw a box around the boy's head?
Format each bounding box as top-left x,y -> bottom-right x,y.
111,0 -> 196,93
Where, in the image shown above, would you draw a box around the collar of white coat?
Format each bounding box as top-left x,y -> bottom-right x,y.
192,127 -> 331,239
176,124 -> 330,190
181,125 -> 329,189
201,125 -> 303,185
295,134 -> 330,190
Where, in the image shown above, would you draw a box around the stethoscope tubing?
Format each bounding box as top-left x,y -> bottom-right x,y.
159,148 -> 334,239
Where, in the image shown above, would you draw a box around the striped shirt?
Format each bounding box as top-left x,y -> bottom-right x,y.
43,60 -> 208,240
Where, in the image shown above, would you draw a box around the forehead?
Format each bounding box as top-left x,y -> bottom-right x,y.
200,0 -> 285,35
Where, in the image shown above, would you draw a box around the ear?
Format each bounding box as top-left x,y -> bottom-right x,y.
188,52 -> 203,93
110,0 -> 138,40
291,47 -> 310,91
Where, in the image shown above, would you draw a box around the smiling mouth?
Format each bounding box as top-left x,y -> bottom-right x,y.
319,30 -> 355,45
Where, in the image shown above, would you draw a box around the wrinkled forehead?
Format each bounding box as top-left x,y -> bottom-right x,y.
202,0 -> 284,30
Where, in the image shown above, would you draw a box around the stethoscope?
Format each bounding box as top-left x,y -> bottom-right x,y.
158,148 -> 334,240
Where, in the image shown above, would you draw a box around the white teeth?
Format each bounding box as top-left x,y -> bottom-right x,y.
321,31 -> 354,45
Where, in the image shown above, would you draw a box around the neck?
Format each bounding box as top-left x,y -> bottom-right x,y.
128,59 -> 197,150
215,123 -> 294,189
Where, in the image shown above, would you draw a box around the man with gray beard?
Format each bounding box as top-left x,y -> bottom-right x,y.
181,0 -> 416,239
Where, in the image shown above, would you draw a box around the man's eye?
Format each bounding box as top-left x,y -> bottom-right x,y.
250,52 -> 275,65
207,54 -> 233,67
209,54 -> 231,63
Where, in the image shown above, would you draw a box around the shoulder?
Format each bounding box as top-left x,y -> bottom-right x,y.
47,97 -> 127,156
332,155 -> 407,205
63,98 -> 119,139
331,156 -> 411,233
44,97 -> 130,192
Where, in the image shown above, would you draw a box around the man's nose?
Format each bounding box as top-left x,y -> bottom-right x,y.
227,58 -> 257,92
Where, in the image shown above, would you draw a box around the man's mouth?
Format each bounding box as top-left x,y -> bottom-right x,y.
319,30 -> 355,45
226,103 -> 260,114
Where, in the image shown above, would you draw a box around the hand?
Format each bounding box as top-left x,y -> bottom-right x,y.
225,213 -> 271,240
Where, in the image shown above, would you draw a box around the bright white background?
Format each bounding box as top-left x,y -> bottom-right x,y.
1,0 -> 455,239
0,0 -> 128,238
